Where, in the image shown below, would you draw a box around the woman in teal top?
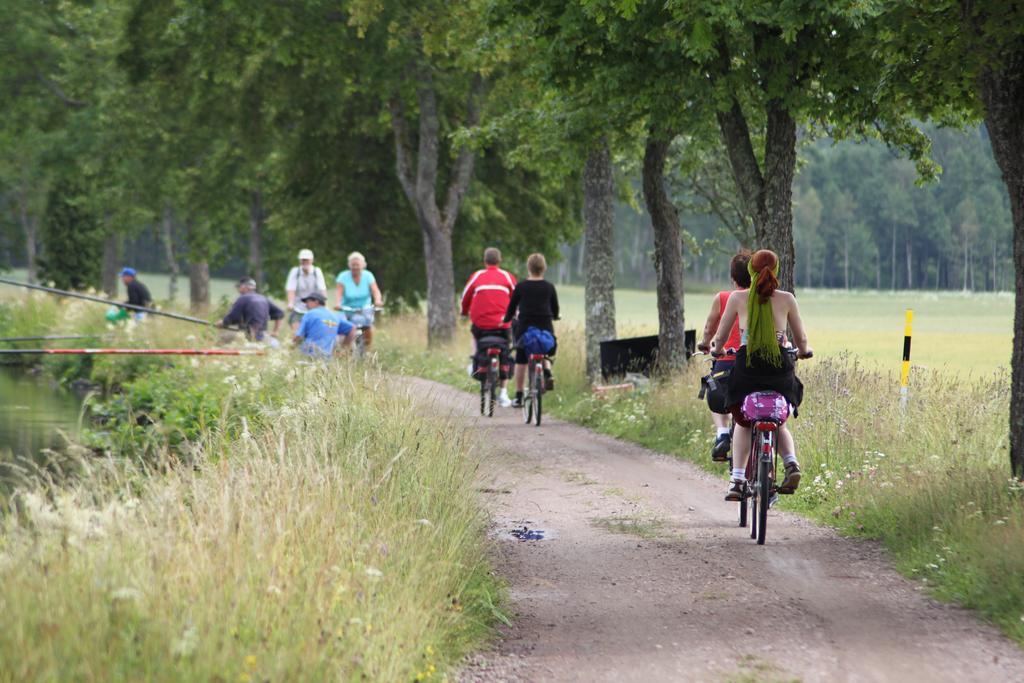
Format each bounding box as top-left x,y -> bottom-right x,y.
335,251 -> 384,347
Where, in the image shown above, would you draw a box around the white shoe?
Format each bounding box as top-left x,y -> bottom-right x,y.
498,393 -> 512,408
467,362 -> 474,377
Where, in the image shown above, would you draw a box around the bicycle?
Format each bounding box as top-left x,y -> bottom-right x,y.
522,353 -> 547,426
728,347 -> 811,545
695,349 -> 743,525
473,335 -> 509,417
338,305 -> 383,359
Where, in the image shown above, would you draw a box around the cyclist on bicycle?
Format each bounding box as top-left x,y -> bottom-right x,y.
460,247 -> 517,407
711,249 -> 812,501
334,251 -> 383,349
285,249 -> 327,332
504,252 -> 559,407
698,249 -> 751,462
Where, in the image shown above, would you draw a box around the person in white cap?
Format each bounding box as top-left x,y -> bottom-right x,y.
285,248 -> 327,332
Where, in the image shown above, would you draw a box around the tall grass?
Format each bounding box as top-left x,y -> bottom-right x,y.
0,359 -> 503,680
379,315 -> 1024,644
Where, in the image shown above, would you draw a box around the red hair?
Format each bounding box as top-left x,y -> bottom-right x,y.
750,249 -> 779,301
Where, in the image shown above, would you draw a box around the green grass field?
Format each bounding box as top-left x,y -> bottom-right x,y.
1,268 -> 1013,375
555,285 -> 1013,376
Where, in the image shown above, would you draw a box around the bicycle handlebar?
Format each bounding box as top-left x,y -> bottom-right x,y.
336,305 -> 384,313
705,346 -> 812,360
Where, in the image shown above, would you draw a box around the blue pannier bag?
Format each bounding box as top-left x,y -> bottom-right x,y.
520,326 -> 555,355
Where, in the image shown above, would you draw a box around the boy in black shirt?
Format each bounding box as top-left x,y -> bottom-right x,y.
504,253 -> 559,405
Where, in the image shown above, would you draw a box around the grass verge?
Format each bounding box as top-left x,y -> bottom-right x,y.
1,319 -> 504,679
378,314 -> 1024,645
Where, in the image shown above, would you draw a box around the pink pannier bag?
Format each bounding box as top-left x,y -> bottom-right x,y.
740,391 -> 790,426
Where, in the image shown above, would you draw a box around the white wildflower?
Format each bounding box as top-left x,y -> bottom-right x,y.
364,567 -> 383,578
170,626 -> 199,658
110,587 -> 144,602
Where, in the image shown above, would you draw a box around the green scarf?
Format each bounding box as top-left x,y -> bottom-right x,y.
746,259 -> 781,368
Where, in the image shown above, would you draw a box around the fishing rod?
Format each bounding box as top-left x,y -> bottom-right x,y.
0,334 -> 104,343
0,277 -> 214,327
0,348 -> 265,356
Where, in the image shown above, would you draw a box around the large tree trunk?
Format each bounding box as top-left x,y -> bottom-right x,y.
189,260 -> 210,313
390,69 -> 482,346
101,231 -> 120,298
715,94 -> 798,292
17,193 -> 38,284
161,206 -> 179,302
248,189 -> 264,287
642,135 -> 687,373
582,142 -> 616,381
978,40 -> 1024,478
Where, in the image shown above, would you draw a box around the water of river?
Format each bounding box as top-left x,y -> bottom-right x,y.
0,365 -> 84,467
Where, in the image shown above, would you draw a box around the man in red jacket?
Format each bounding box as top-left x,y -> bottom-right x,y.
461,247 -> 517,407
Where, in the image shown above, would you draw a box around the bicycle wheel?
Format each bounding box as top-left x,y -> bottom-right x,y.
738,486 -> 747,527
522,366 -> 533,423
479,380 -> 487,416
748,441 -> 758,539
757,453 -> 771,545
488,372 -> 497,417
534,368 -> 543,426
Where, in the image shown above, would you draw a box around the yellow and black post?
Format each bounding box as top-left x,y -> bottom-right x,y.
900,309 -> 913,409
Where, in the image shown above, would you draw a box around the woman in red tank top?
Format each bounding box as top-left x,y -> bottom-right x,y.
697,250 -> 752,462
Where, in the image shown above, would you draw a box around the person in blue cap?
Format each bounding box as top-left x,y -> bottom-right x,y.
120,267 -> 152,320
292,292 -> 356,357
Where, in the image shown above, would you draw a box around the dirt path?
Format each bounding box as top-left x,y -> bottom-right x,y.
399,377 -> 1024,682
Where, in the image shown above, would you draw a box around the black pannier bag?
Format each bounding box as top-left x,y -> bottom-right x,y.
474,336 -> 512,381
698,366 -> 732,414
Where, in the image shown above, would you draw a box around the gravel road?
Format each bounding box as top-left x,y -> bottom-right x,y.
399,377 -> 1024,682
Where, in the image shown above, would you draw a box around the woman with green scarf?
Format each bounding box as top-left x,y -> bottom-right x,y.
711,249 -> 813,501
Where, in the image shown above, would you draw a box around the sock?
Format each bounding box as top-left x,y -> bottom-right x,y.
716,427 -> 731,437
731,467 -> 745,481
782,453 -> 798,467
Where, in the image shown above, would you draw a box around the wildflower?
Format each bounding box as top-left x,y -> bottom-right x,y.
994,520 -> 1007,526
170,626 -> 199,658
365,567 -> 383,578
925,563 -> 939,570
110,587 -> 143,602
415,519 -> 433,527
244,654 -> 258,670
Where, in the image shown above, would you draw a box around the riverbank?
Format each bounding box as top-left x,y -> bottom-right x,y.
378,315 -> 1024,645
0,299 -> 505,679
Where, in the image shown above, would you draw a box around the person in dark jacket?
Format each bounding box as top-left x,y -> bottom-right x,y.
120,267 -> 152,320
217,277 -> 284,342
504,252 -> 559,405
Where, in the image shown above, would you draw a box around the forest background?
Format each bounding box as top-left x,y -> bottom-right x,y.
1,1 -> 1022,476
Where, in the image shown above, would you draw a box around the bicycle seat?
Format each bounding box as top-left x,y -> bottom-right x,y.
477,335 -> 508,349
740,391 -> 790,427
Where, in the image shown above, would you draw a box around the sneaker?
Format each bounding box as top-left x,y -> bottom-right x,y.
498,394 -> 512,408
544,376 -> 555,391
711,434 -> 731,462
725,479 -> 745,502
511,397 -> 523,408
778,462 -> 802,494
